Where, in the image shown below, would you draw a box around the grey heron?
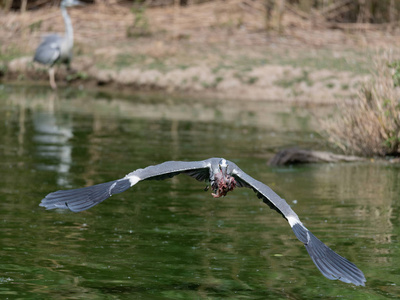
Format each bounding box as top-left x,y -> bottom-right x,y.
40,157 -> 366,286
33,0 -> 83,89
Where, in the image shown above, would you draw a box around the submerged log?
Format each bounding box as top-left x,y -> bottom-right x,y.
268,147 -> 365,166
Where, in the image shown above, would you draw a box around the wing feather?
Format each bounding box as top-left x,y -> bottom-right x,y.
34,37 -> 62,66
228,160 -> 366,286
229,162 -> 295,219
40,158 -> 215,212
131,160 -> 212,182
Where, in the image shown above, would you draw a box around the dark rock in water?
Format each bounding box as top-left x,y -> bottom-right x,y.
268,148 -> 365,166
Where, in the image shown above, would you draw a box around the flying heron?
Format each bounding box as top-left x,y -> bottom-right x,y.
33,0 -> 83,89
40,157 -> 366,286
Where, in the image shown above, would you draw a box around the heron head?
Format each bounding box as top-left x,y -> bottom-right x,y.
218,158 -> 228,175
61,0 -> 85,7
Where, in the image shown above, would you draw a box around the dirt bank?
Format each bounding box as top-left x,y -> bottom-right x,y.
1,0 -> 399,103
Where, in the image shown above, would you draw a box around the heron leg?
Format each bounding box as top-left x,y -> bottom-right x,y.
49,67 -> 57,90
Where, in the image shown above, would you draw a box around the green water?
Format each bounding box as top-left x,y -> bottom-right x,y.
0,85 -> 399,299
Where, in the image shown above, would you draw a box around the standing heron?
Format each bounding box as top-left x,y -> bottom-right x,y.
33,0 -> 83,89
40,158 -> 366,286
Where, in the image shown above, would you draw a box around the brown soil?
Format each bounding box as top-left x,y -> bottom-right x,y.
2,0 -> 400,103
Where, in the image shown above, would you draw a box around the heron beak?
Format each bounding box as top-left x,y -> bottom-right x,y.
74,0 -> 85,6
64,0 -> 85,7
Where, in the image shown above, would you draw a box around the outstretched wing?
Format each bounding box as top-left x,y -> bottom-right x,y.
40,159 -> 216,213
228,161 -> 366,286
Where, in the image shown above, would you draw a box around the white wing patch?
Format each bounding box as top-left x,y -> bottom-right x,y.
128,175 -> 141,187
108,182 -> 117,196
287,216 -> 301,227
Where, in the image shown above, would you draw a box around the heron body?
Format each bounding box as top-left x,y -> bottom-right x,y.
33,0 -> 81,89
40,157 -> 366,286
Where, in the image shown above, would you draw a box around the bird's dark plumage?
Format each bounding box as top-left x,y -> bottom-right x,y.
40,157 -> 366,286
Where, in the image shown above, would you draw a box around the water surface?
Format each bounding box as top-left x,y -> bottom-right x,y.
0,85 -> 398,299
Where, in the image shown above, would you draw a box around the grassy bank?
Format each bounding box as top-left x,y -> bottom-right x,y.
2,1 -> 400,156
1,1 -> 395,103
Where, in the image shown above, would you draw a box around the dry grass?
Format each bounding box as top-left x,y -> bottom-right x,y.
2,1 -> 400,105
322,51 -> 400,157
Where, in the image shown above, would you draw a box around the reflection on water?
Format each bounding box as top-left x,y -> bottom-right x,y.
0,85 -> 399,299
34,111 -> 73,186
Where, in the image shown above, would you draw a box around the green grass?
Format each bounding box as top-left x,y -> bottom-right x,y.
28,20 -> 42,33
275,70 -> 313,88
96,54 -> 168,72
212,63 -> 234,74
67,71 -> 88,81
341,83 -> 349,90
202,76 -> 224,89
233,72 -> 259,85
326,82 -> 335,89
233,56 -> 269,72
0,45 -> 29,62
272,49 -> 371,74
208,47 -> 370,75
115,53 -> 147,69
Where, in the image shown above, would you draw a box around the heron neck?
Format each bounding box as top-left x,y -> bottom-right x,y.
61,5 -> 74,48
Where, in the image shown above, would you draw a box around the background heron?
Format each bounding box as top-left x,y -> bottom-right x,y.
40,157 -> 366,286
33,0 -> 83,89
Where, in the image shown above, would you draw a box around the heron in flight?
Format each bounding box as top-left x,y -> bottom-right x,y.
33,0 -> 83,89
40,158 -> 366,286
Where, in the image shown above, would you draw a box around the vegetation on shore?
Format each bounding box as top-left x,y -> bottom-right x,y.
322,52 -> 400,157
2,0 -> 400,157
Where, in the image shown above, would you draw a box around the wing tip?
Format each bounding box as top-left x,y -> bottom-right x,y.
39,178 -> 131,212
291,223 -> 366,286
305,230 -> 366,286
